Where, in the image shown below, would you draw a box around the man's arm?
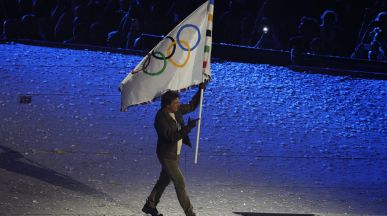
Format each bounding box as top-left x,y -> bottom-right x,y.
179,83 -> 206,115
155,112 -> 193,144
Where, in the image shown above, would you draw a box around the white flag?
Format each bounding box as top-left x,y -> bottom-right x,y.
119,0 -> 214,111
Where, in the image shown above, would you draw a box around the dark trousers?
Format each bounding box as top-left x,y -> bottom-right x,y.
146,156 -> 194,215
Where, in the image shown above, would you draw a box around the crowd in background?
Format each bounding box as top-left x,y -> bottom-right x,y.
1,0 -> 387,61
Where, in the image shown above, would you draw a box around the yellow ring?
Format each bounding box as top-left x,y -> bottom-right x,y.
167,40 -> 191,68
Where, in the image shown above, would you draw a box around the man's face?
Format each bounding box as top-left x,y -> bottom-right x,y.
167,98 -> 180,113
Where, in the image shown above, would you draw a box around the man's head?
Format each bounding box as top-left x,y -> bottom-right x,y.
298,16 -> 318,37
321,10 -> 337,27
161,90 -> 180,113
376,12 -> 387,30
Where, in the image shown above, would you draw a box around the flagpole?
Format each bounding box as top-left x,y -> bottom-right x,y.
194,82 -> 204,164
194,0 -> 213,164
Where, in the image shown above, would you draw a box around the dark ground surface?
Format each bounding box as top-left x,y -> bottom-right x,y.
0,43 -> 386,216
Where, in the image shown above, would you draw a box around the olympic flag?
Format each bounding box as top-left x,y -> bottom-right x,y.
119,0 -> 213,109
119,0 -> 214,163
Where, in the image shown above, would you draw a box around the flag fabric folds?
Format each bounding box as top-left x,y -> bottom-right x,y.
119,0 -> 214,111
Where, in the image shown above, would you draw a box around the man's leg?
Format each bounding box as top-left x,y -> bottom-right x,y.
162,157 -> 195,216
146,166 -> 171,208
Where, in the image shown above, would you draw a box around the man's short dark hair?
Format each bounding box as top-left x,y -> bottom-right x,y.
161,90 -> 179,108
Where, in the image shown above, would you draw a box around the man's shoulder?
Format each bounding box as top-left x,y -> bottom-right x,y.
156,108 -> 173,121
156,108 -> 165,117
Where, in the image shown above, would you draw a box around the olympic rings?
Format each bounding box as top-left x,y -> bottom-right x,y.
167,40 -> 191,68
143,51 -> 167,76
176,24 -> 201,51
132,53 -> 151,74
152,36 -> 176,60
133,24 -> 201,76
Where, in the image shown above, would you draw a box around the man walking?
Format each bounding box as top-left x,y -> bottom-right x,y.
142,83 -> 206,216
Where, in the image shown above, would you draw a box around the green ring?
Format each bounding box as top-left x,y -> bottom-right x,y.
143,51 -> 167,76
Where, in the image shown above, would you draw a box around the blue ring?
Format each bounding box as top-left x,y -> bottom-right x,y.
176,24 -> 201,51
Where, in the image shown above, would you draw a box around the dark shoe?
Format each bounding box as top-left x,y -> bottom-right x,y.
186,207 -> 196,216
142,204 -> 163,216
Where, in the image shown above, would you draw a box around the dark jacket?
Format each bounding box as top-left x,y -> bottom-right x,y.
155,91 -> 201,160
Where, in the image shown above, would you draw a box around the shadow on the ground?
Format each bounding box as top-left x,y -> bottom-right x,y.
233,212 -> 315,216
0,145 -> 115,202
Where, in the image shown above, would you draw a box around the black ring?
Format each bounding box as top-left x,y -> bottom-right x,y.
152,36 -> 176,60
